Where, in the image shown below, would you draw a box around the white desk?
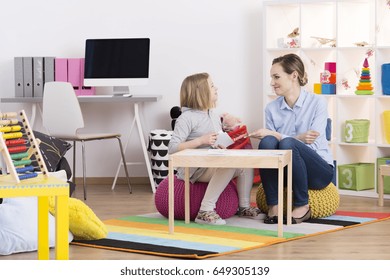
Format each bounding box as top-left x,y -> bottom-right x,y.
1,95 -> 162,193
168,149 -> 292,238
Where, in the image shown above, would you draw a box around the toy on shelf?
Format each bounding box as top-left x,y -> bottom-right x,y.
311,36 -> 336,48
277,27 -> 300,48
355,58 -> 374,95
354,41 -> 369,47
0,110 -> 48,183
287,27 -> 299,38
313,62 -> 336,94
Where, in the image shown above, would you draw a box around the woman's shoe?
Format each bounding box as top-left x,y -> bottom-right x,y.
264,215 -> 278,224
290,208 -> 311,224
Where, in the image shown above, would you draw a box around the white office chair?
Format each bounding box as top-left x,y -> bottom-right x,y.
42,81 -> 132,200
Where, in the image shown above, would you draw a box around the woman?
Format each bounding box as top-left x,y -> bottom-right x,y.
168,72 -> 262,225
248,54 -> 334,224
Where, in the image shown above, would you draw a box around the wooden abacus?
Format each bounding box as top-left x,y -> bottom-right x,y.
0,110 -> 48,183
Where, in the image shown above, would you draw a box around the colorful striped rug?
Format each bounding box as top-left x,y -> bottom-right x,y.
71,211 -> 390,259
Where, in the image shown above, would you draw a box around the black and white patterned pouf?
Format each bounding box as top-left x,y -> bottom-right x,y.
148,129 -> 173,188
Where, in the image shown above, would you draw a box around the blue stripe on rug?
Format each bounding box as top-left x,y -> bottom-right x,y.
107,232 -> 240,253
322,215 -> 375,223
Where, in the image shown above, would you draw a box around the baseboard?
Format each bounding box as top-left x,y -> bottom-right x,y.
73,177 -> 150,186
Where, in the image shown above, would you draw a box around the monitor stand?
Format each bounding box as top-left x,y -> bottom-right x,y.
113,86 -> 130,94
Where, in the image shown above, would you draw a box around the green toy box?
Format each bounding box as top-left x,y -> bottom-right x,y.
338,163 -> 375,191
377,157 -> 390,194
344,119 -> 370,143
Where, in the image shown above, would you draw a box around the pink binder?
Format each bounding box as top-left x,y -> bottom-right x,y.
54,58 -> 95,96
54,58 -> 68,82
67,58 -> 81,88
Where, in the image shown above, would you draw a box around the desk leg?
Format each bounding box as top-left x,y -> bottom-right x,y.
184,167 -> 190,224
277,165 -> 284,238
37,196 -> 49,260
168,162 -> 175,234
112,103 -> 155,193
134,103 -> 156,193
286,160 -> 292,226
30,103 -> 37,128
112,116 -> 136,190
55,195 -> 69,260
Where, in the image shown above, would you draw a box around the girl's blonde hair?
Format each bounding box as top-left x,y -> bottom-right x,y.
180,72 -> 214,110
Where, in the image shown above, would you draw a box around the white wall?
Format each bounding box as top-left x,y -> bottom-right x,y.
0,0 -> 264,177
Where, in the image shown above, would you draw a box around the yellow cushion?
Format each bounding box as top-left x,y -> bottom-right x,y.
256,182 -> 340,218
49,197 -> 107,240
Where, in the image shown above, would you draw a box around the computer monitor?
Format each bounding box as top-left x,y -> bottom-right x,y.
83,38 -> 150,93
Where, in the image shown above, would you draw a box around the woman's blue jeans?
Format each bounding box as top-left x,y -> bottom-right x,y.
258,136 -> 334,207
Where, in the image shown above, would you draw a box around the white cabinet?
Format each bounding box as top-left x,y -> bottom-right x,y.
263,0 -> 390,198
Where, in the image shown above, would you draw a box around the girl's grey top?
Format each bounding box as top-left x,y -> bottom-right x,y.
168,107 -> 222,183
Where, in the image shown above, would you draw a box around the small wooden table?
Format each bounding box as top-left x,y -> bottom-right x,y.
378,165 -> 390,206
168,149 -> 292,237
0,174 -> 69,260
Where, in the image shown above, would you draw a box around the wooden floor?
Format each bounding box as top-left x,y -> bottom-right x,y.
2,181 -> 390,260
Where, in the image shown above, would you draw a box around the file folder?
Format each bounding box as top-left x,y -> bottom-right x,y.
44,57 -> 55,84
55,58 -> 68,82
14,57 -> 24,97
33,57 -> 44,97
67,58 -> 81,89
22,57 -> 33,97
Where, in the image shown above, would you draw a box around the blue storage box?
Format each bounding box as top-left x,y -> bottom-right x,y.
382,63 -> 390,95
322,83 -> 336,94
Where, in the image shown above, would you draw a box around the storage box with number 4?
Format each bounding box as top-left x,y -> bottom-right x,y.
338,163 -> 375,191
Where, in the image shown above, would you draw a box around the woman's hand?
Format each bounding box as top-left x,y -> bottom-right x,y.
247,128 -> 272,140
296,130 -> 319,144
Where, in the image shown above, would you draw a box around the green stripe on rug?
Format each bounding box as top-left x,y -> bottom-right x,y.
117,216 -> 303,238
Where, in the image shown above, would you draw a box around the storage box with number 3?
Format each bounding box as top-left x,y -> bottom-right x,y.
338,163 -> 375,191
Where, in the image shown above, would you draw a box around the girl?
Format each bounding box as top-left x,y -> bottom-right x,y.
168,72 -> 262,225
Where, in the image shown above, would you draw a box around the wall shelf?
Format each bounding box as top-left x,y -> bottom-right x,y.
263,0 -> 390,199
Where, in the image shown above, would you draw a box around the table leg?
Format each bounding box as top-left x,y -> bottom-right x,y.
277,165 -> 284,238
286,159 -> 292,225
168,162 -> 175,234
55,195 -> 69,260
37,196 -> 49,260
184,167 -> 190,224
378,166 -> 384,207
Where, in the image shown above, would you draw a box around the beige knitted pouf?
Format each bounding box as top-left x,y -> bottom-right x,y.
256,182 -> 340,218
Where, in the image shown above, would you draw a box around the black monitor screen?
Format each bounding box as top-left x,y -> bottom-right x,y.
84,38 -> 150,79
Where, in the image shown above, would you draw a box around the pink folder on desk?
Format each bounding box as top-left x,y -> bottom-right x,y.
54,58 -> 95,96
67,58 -> 81,88
55,58 -> 68,82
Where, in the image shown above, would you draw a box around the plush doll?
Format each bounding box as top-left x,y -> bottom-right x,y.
221,113 -> 242,132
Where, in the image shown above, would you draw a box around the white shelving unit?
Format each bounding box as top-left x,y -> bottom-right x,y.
263,0 -> 390,199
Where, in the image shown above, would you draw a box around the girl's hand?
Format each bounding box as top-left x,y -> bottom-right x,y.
199,132 -> 218,146
296,130 -> 320,144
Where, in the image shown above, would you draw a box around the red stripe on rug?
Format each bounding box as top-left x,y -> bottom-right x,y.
335,211 -> 390,219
